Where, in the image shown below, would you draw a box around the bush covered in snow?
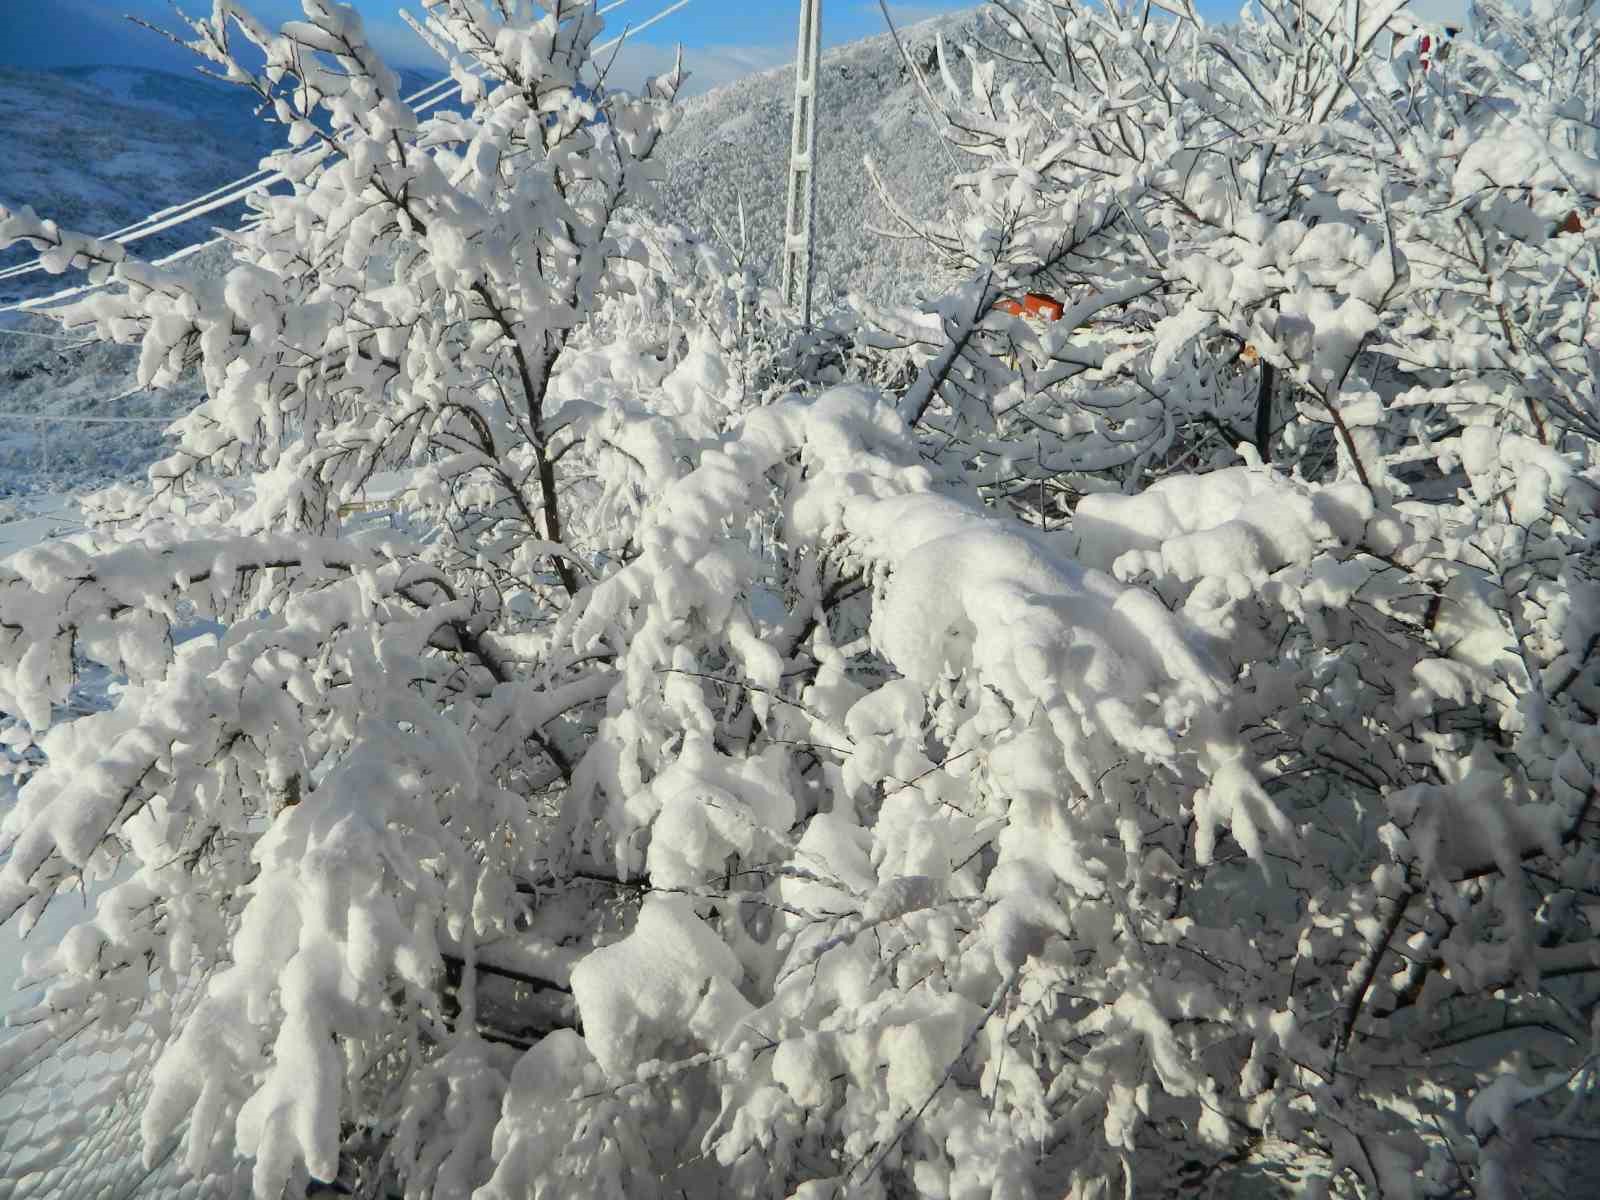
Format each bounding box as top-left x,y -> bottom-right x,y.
1,1 -> 1599,1198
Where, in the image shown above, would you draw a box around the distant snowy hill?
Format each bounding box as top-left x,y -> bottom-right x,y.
0,64 -> 445,496
650,6 -> 986,310
0,67 -> 268,495
0,63 -> 443,305
0,66 -> 280,302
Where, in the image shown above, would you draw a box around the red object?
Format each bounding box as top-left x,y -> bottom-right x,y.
995,292 -> 1065,322
1559,210 -> 1585,236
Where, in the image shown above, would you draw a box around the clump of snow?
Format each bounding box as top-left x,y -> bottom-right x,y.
1074,466 -> 1373,586
568,894 -> 750,1079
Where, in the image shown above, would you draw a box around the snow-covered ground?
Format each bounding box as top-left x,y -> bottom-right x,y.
0,309 -> 204,499
0,495 -> 84,557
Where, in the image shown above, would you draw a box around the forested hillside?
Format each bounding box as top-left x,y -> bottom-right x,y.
650,9 -> 978,308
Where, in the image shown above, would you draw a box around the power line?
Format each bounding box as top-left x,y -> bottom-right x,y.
0,326 -> 96,345
2,230 -> 225,315
0,414 -> 174,424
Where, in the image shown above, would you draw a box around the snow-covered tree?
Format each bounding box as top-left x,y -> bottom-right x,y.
1,1 -> 1598,1198
850,0 -> 1600,1193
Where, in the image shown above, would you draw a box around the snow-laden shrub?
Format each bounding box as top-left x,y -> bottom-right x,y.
858,0 -> 1600,492
1,1 -> 1598,1199
843,0 -> 1600,1193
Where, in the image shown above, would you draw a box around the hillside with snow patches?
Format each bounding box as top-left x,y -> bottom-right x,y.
0,68 -> 262,498
0,63 -> 437,499
649,7 -> 985,308
0,65 -> 280,299
0,62 -> 451,303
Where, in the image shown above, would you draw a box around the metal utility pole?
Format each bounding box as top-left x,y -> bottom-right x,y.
781,0 -> 822,330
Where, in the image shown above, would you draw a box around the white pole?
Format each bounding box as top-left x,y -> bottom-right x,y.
781,0 -> 823,330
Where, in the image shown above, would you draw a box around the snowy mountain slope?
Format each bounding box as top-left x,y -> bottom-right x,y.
0,64 -> 447,305
0,67 -> 276,497
648,6 -> 989,309
0,316 -> 205,498
0,64 -> 442,496
0,66 -> 280,303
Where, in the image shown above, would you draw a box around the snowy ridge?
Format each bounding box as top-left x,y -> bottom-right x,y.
0,66 -> 279,306
649,6 -> 988,309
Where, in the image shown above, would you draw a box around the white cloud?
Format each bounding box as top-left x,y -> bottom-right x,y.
599,40 -> 792,97
854,1 -> 969,28
1402,0 -> 1471,27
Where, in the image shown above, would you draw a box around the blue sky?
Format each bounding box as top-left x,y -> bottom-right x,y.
636,1 -> 981,51
0,0 -> 1469,93
0,2 -> 983,71
0,1 -> 1101,89
3,0 -> 972,81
